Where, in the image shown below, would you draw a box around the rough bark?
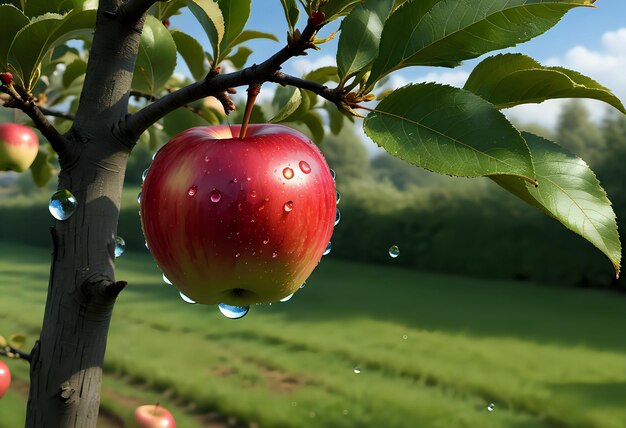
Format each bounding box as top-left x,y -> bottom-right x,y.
25,2 -> 142,426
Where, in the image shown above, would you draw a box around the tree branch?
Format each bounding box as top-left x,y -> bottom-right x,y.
0,345 -> 31,363
123,16 -> 326,140
118,0 -> 158,23
38,107 -> 75,121
1,85 -> 74,159
269,71 -> 342,104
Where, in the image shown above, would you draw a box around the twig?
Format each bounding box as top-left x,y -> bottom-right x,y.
0,346 -> 31,362
38,107 -> 75,121
269,71 -> 342,104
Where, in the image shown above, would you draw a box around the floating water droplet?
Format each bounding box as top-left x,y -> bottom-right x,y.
162,273 -> 172,285
283,201 -> 294,212
330,168 -> 336,181
336,191 -> 341,204
179,291 -> 196,304
487,403 -> 495,412
187,185 -> 198,196
218,303 -> 250,319
142,168 -> 149,182
343,410 -> 349,415
114,236 -> 126,257
299,282 -> 306,289
335,208 -> 341,226
283,167 -> 294,180
210,190 -> 222,203
299,160 -> 311,174
137,192 -> 141,204
389,245 -> 400,258
280,293 -> 294,302
323,242 -> 332,256
272,251 -> 279,258
402,334 -> 408,340
353,367 -> 361,374
48,189 -> 78,221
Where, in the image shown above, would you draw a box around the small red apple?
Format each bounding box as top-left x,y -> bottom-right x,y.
0,123 -> 39,172
140,124 -> 336,306
0,72 -> 13,86
0,360 -> 11,399
130,404 -> 176,428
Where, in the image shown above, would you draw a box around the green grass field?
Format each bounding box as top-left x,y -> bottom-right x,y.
1,241 -> 625,427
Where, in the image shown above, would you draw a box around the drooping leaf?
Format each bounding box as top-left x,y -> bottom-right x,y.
30,146 -> 56,187
132,15 -> 177,94
153,0 -> 186,20
279,0 -> 300,33
228,46 -> 252,69
304,66 -> 339,84
270,86 -> 310,123
300,111 -> 325,144
363,83 -> 535,180
491,132 -> 621,276
367,0 -> 593,88
171,30 -> 208,80
230,30 -> 279,46
464,54 -> 626,113
62,57 -> 87,88
0,5 -> 29,70
187,0 -> 224,64
8,333 -> 26,349
216,0 -> 250,63
337,0 -> 393,81
8,9 -> 96,92
322,0 -> 363,22
326,102 -> 345,135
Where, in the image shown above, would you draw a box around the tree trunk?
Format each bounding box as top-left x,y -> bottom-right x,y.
25,2 -> 144,426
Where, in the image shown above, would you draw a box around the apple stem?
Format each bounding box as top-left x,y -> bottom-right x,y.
239,83 -> 261,139
153,402 -> 160,416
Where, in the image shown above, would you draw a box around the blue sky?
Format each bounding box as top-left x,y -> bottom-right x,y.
170,1 -> 626,134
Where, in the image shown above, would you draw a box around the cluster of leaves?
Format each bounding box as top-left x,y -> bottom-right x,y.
0,0 -> 623,274
0,333 -> 26,358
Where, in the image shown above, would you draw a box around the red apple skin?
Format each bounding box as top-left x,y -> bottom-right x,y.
0,360 -> 11,399
130,404 -> 176,428
141,124 -> 336,306
0,123 -> 39,172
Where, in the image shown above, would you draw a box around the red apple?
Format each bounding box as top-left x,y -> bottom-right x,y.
140,124 -> 336,306
0,123 -> 39,172
0,360 -> 10,399
130,404 -> 176,428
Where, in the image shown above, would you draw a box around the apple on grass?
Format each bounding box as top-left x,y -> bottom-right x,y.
130,404 -> 176,428
0,360 -> 11,399
140,124 -> 336,306
0,123 -> 39,172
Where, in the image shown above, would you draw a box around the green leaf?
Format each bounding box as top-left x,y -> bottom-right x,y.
171,30 -> 208,80
8,9 -> 96,92
62,57 -> 87,88
0,5 -> 29,71
132,15 -> 177,95
337,0 -> 393,81
163,107 -> 211,136
8,333 -> 26,349
154,0 -> 186,20
326,102 -> 344,135
0,336 -> 6,347
300,111 -> 325,144
270,86 -> 309,123
228,46 -> 252,69
367,0 -> 594,88
30,146 -> 56,187
279,0 -> 300,33
230,30 -> 279,46
464,54 -> 626,113
187,0 -> 224,65
363,83 -> 535,180
217,0 -> 250,63
304,66 -> 339,84
322,0 -> 363,22
491,132 -> 621,276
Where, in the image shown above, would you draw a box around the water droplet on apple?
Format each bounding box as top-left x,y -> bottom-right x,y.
235,252 -> 241,258
187,185 -> 197,196
162,273 -> 172,285
272,251 -> 279,258
142,168 -> 149,182
283,201 -> 294,212
299,282 -> 306,289
299,160 -> 311,174
210,190 -> 222,203
49,189 -> 78,221
179,291 -> 196,304
280,293 -> 294,302
283,167 -> 294,180
336,191 -> 341,204
335,208 -> 341,226
145,241 -> 149,250
218,303 -> 250,319
389,245 -> 400,258
263,238 -> 269,245
137,192 -> 141,204
353,367 -> 361,374
152,151 -> 158,161
323,242 -> 331,256
250,190 -> 257,198
330,168 -> 336,181
114,236 -> 126,257
487,403 -> 495,412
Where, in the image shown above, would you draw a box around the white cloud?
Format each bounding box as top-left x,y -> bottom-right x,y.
506,27 -> 626,129
289,54 -> 336,76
